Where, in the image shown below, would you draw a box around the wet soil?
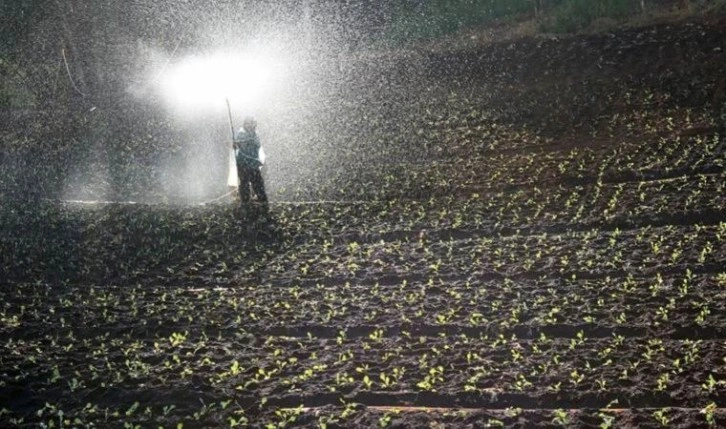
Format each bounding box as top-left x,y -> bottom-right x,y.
1,15 -> 725,429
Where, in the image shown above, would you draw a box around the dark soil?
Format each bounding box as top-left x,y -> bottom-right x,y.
1,14 -> 725,429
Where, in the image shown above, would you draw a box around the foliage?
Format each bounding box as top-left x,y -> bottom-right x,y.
542,0 -> 637,33
379,0 -> 707,44
383,0 -> 535,44
1,9 -> 725,429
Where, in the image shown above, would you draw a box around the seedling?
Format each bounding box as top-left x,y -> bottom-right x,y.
701,402 -> 718,427
653,408 -> 670,426
552,409 -> 570,426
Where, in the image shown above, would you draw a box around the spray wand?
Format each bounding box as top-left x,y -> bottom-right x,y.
226,98 -> 239,188
226,98 -> 236,149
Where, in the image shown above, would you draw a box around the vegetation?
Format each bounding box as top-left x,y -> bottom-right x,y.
543,0 -> 636,33
384,0 -> 536,43
383,0 -> 722,42
1,2 -> 725,428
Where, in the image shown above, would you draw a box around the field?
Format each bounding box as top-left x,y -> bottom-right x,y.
1,16 -> 726,428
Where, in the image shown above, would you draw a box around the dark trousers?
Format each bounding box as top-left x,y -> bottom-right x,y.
237,164 -> 267,205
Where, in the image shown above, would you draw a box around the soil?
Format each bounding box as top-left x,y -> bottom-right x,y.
1,13 -> 725,429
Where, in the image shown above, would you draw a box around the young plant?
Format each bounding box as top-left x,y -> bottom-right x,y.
653,408 -> 669,426
701,402 -> 718,427
551,409 -> 570,426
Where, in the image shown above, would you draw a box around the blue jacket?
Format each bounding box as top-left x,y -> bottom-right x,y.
234,130 -> 262,168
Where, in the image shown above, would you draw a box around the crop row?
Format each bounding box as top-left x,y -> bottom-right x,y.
285,131 -> 723,203
4,270 -> 726,345
300,172 -> 725,234
3,400 -> 725,429
270,178 -> 725,256
256,405 -> 726,429
264,223 -> 724,285
3,317 -> 725,417
598,130 -> 724,179
3,174 -> 722,287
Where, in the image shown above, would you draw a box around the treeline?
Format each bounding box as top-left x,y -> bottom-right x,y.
381,0 -> 721,43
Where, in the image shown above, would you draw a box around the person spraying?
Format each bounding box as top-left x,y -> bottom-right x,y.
234,116 -> 268,213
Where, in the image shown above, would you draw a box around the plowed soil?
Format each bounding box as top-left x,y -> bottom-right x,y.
1,15 -> 725,428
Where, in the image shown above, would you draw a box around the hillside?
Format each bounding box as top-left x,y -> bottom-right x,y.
1,15 -> 725,428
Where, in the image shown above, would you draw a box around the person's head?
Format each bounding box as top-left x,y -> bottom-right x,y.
242,116 -> 257,132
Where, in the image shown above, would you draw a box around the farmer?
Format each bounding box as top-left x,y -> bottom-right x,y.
234,116 -> 268,212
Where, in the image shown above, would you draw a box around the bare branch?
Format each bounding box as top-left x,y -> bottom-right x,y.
62,48 -> 86,97
148,35 -> 185,86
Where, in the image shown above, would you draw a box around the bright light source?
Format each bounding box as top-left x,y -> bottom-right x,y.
161,51 -> 283,112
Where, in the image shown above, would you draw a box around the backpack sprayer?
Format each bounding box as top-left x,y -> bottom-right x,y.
225,98 -> 265,188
